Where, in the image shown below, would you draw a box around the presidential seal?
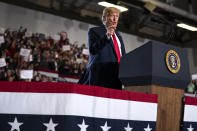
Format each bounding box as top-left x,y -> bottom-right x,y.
165,50 -> 181,73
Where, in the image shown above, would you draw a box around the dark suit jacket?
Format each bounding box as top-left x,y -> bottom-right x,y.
78,25 -> 126,90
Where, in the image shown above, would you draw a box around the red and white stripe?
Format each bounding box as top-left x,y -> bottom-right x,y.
0,82 -> 158,121
184,96 -> 197,122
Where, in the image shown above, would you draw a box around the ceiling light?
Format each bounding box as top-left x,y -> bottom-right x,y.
177,23 -> 197,31
144,2 -> 156,12
98,1 -> 128,12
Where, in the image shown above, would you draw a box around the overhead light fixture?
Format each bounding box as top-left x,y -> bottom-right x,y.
98,1 -> 128,12
144,2 -> 156,12
177,23 -> 197,31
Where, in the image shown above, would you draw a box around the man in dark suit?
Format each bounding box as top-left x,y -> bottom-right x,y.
78,7 -> 126,90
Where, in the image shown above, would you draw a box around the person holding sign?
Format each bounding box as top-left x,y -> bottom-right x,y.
78,7 -> 126,90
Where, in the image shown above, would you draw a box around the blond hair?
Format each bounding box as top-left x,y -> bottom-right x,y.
102,7 -> 120,21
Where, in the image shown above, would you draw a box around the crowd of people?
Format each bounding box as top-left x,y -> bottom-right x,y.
1,26 -> 197,92
0,27 -> 88,82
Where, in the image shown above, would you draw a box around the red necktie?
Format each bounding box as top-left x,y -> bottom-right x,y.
112,33 -> 121,63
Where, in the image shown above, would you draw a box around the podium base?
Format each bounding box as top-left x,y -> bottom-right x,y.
125,85 -> 184,131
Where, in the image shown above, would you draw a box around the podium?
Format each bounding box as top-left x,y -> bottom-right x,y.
119,41 -> 190,131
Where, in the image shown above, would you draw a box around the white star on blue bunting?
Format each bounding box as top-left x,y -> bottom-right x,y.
187,124 -> 194,131
144,124 -> 152,131
8,117 -> 23,131
124,123 -> 133,131
78,119 -> 89,131
43,118 -> 58,131
4,116 -> 156,130
100,121 -> 111,131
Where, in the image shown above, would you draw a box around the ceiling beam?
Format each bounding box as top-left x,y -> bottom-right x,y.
0,0 -> 186,45
138,0 -> 197,22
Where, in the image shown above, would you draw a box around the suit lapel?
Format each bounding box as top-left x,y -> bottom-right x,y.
110,33 -> 118,59
100,25 -> 117,58
99,25 -> 123,59
116,32 -> 126,56
110,36 -> 117,57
